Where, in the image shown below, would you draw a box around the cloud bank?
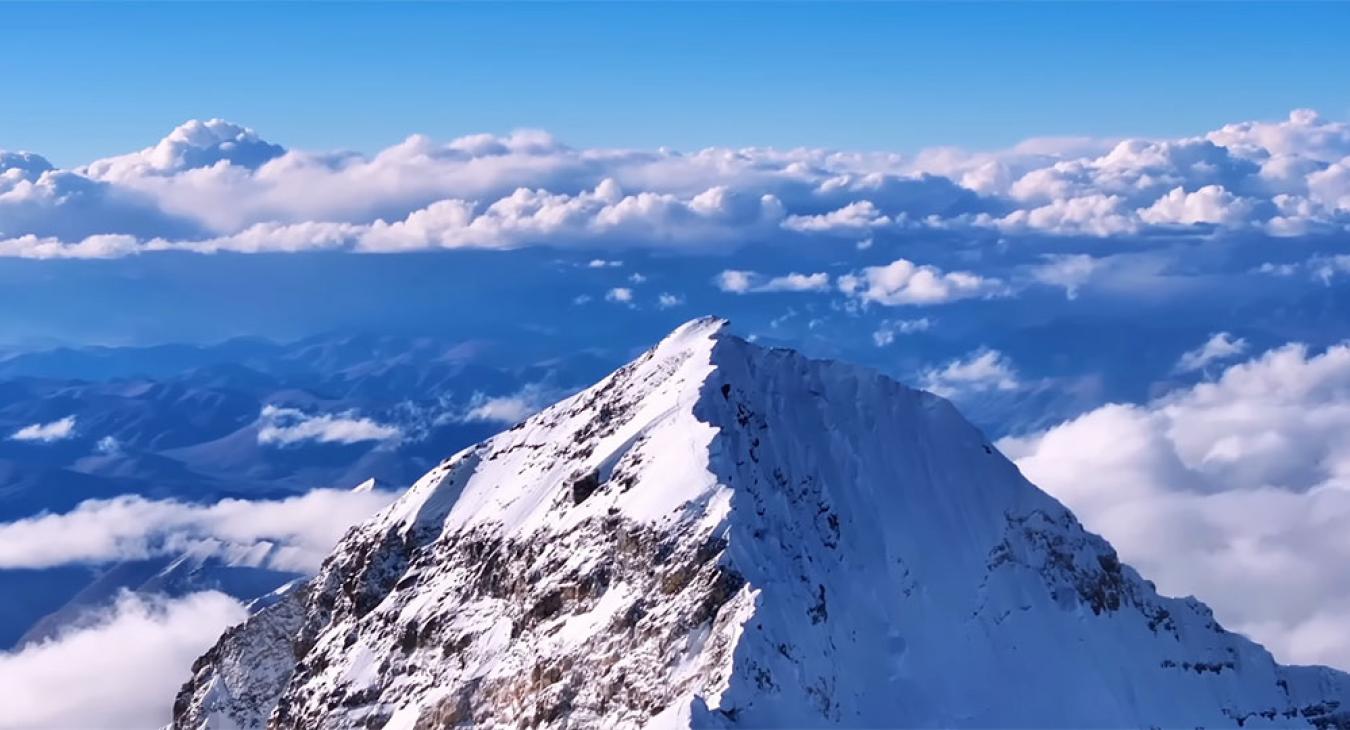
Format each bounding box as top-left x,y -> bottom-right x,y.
2,110 -> 1349,258
0,488 -> 397,573
1000,341 -> 1350,670
0,590 -> 247,730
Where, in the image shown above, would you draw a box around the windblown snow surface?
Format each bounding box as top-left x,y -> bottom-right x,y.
174,317 -> 1350,729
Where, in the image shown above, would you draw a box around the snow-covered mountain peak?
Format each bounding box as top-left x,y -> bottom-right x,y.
376,314 -> 730,543
174,317 -> 1350,730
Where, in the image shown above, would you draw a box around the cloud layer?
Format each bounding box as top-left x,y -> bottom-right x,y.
0,488 -> 396,573
1000,341 -> 1350,670
3,110 -> 1349,258
0,591 -> 247,729
0,483 -> 396,729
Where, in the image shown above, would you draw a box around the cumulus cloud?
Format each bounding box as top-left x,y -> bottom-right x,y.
1138,185 -> 1258,227
998,342 -> 1350,669
256,404 -> 401,446
605,286 -> 634,304
1175,331 -> 1249,373
714,269 -> 830,294
837,258 -> 1002,306
920,349 -> 1021,397
354,180 -> 786,252
995,194 -> 1139,236
0,233 -> 144,260
4,109 -> 1350,258
0,590 -> 248,730
0,487 -> 395,573
783,200 -> 891,233
9,416 -> 77,443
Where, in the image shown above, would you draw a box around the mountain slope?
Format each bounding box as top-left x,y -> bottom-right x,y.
174,317 -> 1350,729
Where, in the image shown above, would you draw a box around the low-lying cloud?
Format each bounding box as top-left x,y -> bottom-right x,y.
454,383 -> 568,425
257,404 -> 402,446
8,416 -> 77,443
999,341 -> 1350,670
0,590 -> 247,730
0,488 -> 397,573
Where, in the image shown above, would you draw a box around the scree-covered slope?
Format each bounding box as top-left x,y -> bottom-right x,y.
173,317 -> 1350,729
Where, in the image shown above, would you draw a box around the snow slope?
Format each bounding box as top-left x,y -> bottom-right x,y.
173,317 -> 1350,729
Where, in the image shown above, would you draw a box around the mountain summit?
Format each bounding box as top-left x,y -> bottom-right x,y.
173,317 -> 1350,729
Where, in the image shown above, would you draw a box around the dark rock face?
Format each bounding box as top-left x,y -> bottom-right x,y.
173,585 -> 309,730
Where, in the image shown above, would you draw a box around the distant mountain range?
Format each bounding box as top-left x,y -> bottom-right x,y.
0,331 -> 620,649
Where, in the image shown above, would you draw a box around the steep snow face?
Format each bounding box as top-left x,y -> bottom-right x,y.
174,317 -> 1350,729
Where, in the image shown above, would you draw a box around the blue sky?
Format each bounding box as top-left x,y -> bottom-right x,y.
3,2 -> 1348,164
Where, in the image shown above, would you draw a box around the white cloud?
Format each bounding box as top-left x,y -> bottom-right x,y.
0,488 -> 396,573
783,200 -> 891,234
586,258 -> 622,268
95,435 -> 121,455
1251,253 -> 1350,284
920,349 -> 1021,397
0,590 -> 247,730
838,258 -> 1002,306
605,286 -> 634,304
871,318 -> 931,347
256,404 -> 401,446
1027,253 -> 1100,300
80,119 -> 284,179
657,292 -> 684,309
998,342 -> 1350,669
714,269 -> 830,294
5,109 -> 1350,257
352,181 -> 788,253
996,194 -> 1139,236
714,270 -> 755,294
9,416 -> 76,443
0,234 -> 144,260
1311,254 -> 1350,285
456,384 -> 563,425
1138,185 -> 1256,227
1175,331 -> 1249,373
